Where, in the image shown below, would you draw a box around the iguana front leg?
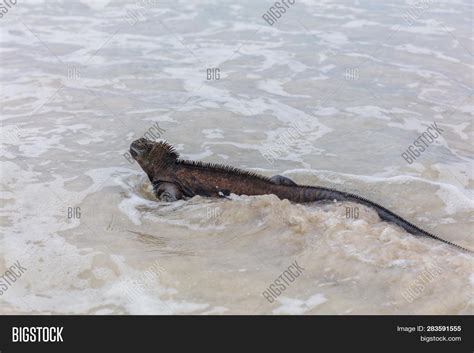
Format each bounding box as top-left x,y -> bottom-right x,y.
153,182 -> 184,202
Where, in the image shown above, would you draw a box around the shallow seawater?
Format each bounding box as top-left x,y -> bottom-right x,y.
0,0 -> 472,314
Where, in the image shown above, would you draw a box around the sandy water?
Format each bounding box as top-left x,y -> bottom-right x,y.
0,0 -> 472,314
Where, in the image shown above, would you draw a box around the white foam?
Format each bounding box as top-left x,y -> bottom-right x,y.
273,294 -> 328,314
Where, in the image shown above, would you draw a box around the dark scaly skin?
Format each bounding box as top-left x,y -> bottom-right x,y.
130,138 -> 472,253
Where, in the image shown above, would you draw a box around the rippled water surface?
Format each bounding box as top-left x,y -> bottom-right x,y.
1,0 -> 473,314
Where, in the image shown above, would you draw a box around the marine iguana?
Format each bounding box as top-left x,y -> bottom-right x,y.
130,138 -> 472,253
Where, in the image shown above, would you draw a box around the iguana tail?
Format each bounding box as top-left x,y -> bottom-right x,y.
297,186 -> 472,253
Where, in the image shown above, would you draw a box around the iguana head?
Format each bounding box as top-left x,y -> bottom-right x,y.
130,138 -> 179,181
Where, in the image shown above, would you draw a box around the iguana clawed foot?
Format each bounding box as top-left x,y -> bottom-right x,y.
160,191 -> 177,202
153,182 -> 183,201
